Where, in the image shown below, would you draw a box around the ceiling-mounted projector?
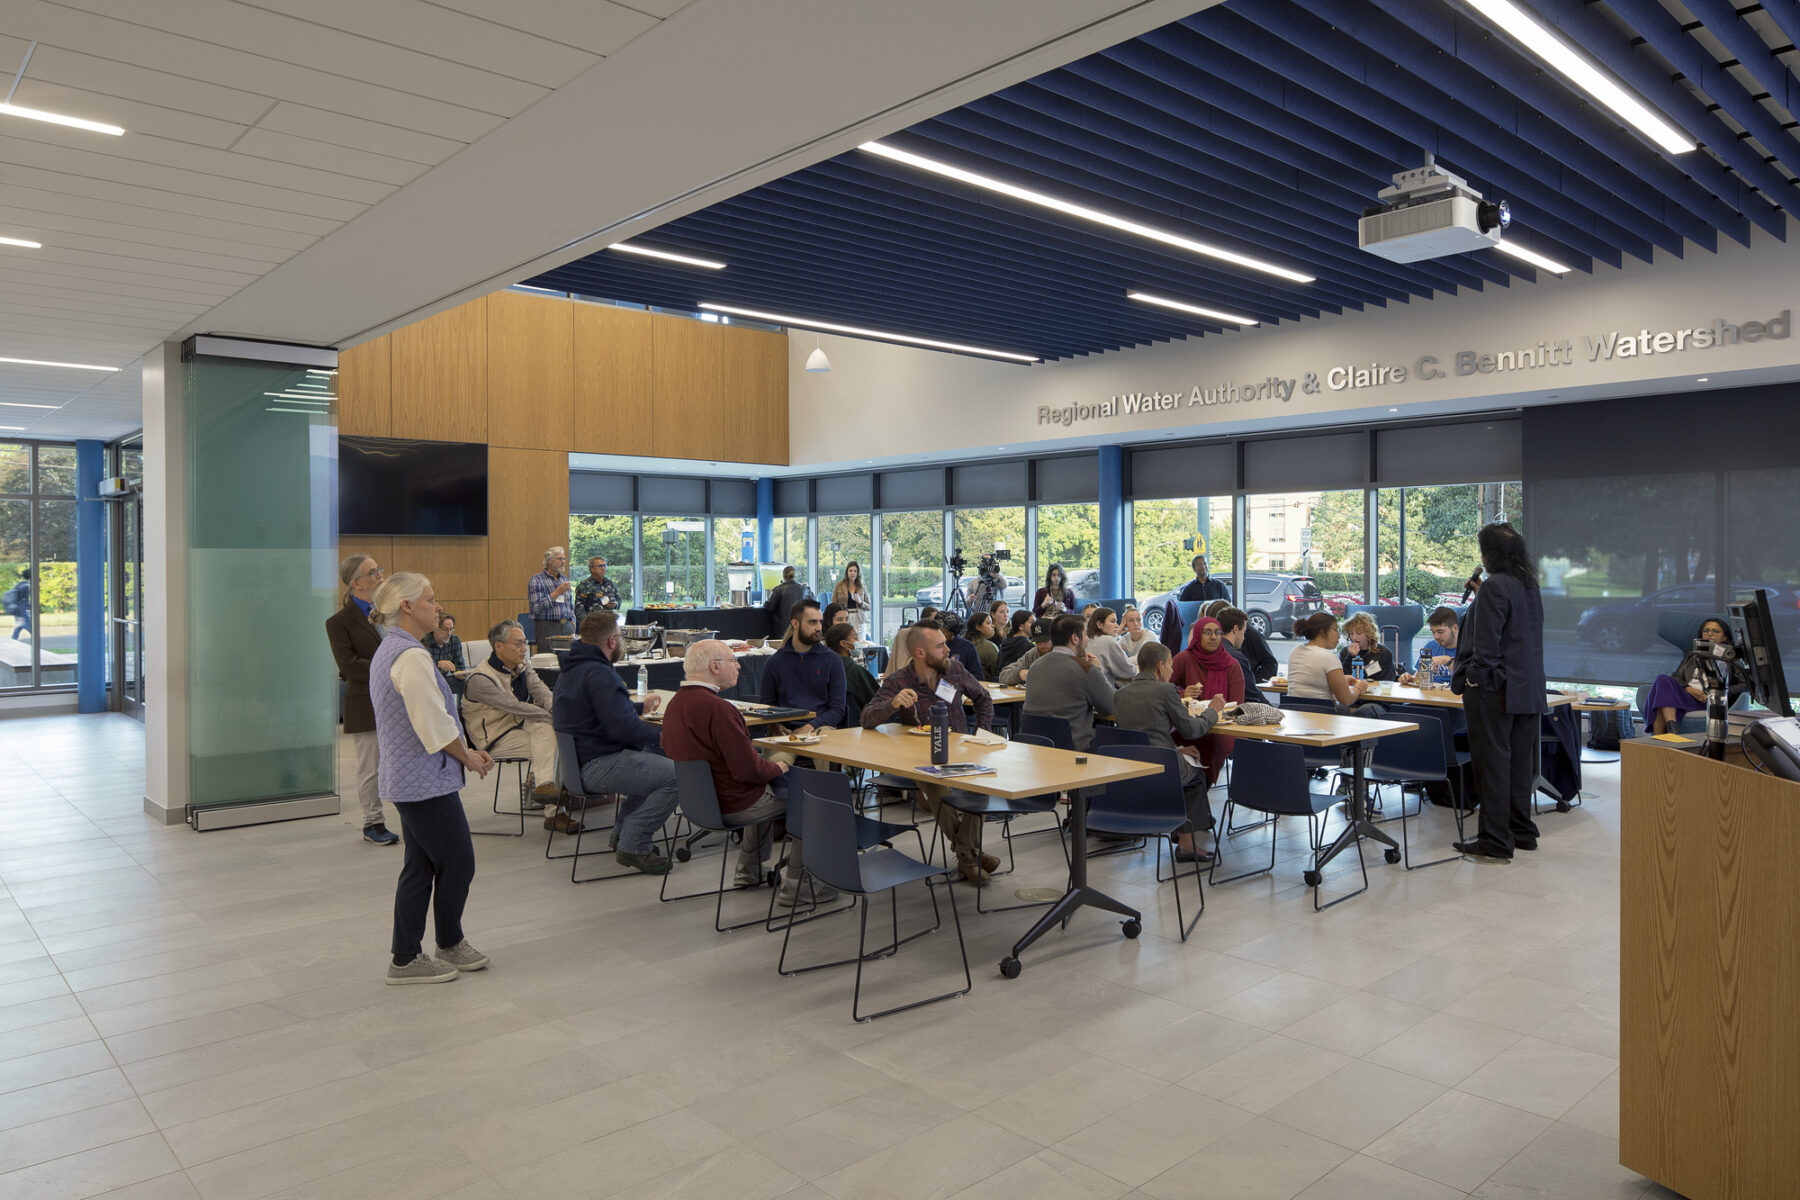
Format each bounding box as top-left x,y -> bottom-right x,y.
1359,157 -> 1510,263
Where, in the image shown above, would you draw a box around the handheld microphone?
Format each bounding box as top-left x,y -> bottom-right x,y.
1460,567 -> 1482,605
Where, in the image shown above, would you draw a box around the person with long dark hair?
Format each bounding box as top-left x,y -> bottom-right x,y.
1034,563 -> 1076,617
1452,523 -> 1548,862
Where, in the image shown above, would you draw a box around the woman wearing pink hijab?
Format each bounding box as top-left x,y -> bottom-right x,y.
1171,616 -> 1244,785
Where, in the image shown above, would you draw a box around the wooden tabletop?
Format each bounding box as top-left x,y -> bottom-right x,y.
641,690 -> 813,728
751,725 -> 1160,799
1202,709 -> 1420,747
971,686 -> 1026,705
1263,679 -> 1575,709
1571,698 -> 1631,711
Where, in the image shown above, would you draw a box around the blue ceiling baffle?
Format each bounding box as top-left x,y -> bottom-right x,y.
530,0 -> 1790,363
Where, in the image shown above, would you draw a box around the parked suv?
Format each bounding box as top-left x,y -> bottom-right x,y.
1575,580 -> 1800,651
1141,572 -> 1326,638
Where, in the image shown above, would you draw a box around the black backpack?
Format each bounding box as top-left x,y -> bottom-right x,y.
1587,706 -> 1636,750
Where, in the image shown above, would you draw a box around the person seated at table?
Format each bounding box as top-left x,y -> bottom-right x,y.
989,599 -> 1012,642
574,556 -> 620,624
918,606 -> 939,624
1400,606 -> 1462,686
1339,612 -> 1396,683
762,599 -> 847,743
826,621 -> 877,725
997,610 -> 1036,672
1119,605 -> 1156,657
421,612 -> 464,674
998,617 -> 1054,687
1083,606 -> 1139,687
661,640 -> 833,901
939,612 -> 984,680
1288,612 -> 1373,713
1115,642 -> 1228,862
1216,608 -> 1269,707
965,611 -> 1000,680
1171,616 -> 1243,786
1646,616 -> 1750,733
883,606 -> 940,677
462,619 -> 559,806
1034,564 -> 1077,618
1201,599 -> 1230,622
821,601 -> 847,632
1022,614 -> 1115,751
551,611 -> 677,874
861,621 -> 997,884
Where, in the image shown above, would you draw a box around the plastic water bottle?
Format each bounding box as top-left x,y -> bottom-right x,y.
1352,660 -> 1365,681
929,701 -> 950,766
635,668 -> 647,703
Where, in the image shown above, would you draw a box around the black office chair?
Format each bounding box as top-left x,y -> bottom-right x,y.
1361,708 -> 1459,870
660,761 -> 779,931
549,731 -> 663,883
458,696 -> 530,838
1211,738 -> 1362,910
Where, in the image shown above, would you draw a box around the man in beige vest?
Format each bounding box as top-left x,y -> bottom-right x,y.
462,619 -> 558,804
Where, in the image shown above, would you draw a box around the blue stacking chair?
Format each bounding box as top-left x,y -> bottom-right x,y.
1360,709 -> 1459,870
1083,745 -> 1206,939
772,768 -> 923,949
1211,738 -> 1362,910
1085,725 -> 1154,856
550,730 -> 665,883
780,786 -> 971,1022
1018,711 -> 1075,751
659,761 -> 779,932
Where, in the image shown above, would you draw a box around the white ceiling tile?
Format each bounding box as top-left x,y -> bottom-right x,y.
255,102 -> 465,166
8,170 -> 344,237
0,202 -> 302,261
234,0 -> 599,88
419,0 -> 660,57
10,233 -> 282,277
0,35 -> 276,125
231,129 -> 432,189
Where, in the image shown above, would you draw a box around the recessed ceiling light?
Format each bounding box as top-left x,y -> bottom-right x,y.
1389,407 -> 1398,413
0,425 -> 24,431
698,303 -> 1038,362
0,236 -> 41,249
0,101 -> 124,137
0,355 -> 117,371
860,141 -> 1315,284
1493,241 -> 1571,274
1461,0 -> 1693,154
0,401 -> 56,409
608,242 -> 727,270
1127,292 -> 1259,326
1696,377 -> 1709,382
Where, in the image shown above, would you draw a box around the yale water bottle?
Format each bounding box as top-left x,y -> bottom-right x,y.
929,701 -> 950,766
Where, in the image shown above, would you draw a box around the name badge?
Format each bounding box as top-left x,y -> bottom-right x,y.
935,680 -> 957,703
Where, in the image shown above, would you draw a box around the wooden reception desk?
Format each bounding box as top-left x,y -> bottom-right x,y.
1620,739 -> 1800,1199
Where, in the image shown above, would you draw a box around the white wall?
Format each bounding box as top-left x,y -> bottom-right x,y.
789,227 -> 1800,471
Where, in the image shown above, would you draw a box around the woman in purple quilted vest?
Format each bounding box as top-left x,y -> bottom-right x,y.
369,572 -> 495,986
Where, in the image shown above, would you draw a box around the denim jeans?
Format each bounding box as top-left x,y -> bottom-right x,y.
579,749 -> 679,854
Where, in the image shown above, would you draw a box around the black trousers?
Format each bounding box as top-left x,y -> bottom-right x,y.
392,792 -> 476,957
1463,686 -> 1540,852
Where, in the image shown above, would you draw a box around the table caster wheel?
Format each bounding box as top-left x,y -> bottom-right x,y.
1121,919 -> 1142,939
1303,869 -> 1323,887
999,957 -> 1022,979
1384,848 -> 1401,864
674,846 -> 691,863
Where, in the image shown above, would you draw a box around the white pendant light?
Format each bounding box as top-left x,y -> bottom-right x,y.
804,334 -> 832,373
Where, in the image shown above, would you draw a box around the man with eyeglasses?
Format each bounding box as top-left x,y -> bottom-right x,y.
326,554 -> 400,845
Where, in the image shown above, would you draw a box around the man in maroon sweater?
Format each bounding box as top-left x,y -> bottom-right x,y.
662,640 -> 832,903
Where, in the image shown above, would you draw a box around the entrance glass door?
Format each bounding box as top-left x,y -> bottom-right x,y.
109,439 -> 144,719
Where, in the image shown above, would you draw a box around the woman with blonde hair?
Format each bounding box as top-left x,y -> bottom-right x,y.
831,561 -> 868,630
368,572 -> 495,986
1338,611 -> 1396,682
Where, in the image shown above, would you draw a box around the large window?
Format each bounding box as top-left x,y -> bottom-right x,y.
1036,503 -> 1100,607
641,515 -> 707,605
711,516 -> 756,603
879,510 -> 945,631
1728,467 -> 1800,695
1376,483 -> 1522,607
569,514 -> 635,608
768,516 -> 808,594
953,506 -> 1024,615
1130,496 -> 1233,611
816,514 -> 872,609
0,441 -> 84,691
1249,489 -> 1363,619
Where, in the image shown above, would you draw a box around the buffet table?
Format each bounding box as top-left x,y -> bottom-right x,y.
625,607 -> 774,641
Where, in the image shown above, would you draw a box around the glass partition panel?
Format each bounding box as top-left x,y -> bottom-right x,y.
34,499 -> 76,682
879,510 -> 944,631
185,355 -> 336,810
817,514 -> 872,618
1726,467 -> 1800,698
641,516 -> 706,605
1035,503 -> 1100,608
953,506 -> 1024,616
1534,472 -> 1714,685
569,514 -> 635,610
0,497 -> 28,685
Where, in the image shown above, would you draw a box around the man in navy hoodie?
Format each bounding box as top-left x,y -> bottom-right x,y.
553,610 -> 679,874
760,599 -> 847,743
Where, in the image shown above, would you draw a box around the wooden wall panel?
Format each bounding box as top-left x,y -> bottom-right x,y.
488,447 -> 571,600
719,324 -> 789,465
390,297 -> 487,442
650,314 -> 725,461
487,290 -> 574,451
573,303 -> 653,456
392,536 -> 487,607
336,338 -> 391,438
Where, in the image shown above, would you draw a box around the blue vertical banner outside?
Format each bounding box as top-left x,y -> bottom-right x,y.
755,478 -> 774,601
1098,444 -> 1125,599
75,439 -> 106,713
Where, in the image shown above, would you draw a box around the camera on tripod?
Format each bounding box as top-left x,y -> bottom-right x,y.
947,547 -> 967,574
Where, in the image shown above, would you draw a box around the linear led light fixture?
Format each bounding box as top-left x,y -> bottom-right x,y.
265,407 -> 323,415
1493,240 -> 1572,274
0,425 -> 23,431
0,354 -> 117,371
306,368 -> 336,376
697,302 -> 1039,362
0,401 -> 57,409
1460,0 -> 1693,154
0,101 -> 124,136
263,392 -> 331,401
859,140 -> 1315,284
607,242 -> 727,270
1127,291 -> 1259,326
0,236 -> 41,249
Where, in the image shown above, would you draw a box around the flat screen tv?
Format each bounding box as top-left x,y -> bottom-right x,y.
339,436 -> 487,536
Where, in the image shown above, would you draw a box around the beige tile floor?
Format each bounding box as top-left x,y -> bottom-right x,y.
0,714 -> 1670,1200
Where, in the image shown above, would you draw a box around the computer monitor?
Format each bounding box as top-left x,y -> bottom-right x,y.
1728,589 -> 1794,718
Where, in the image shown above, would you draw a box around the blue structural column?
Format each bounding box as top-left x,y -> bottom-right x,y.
75,439 -> 106,713
1097,445 -> 1125,600
754,478 -> 774,601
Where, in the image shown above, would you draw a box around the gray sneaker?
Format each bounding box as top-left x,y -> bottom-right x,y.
733,858 -> 765,888
386,954 -> 458,986
775,873 -> 841,907
435,940 -> 489,971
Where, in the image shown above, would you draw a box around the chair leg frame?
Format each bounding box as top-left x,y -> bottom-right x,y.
1152,836 -> 1205,940
471,758 -> 530,838
776,869 -> 943,978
